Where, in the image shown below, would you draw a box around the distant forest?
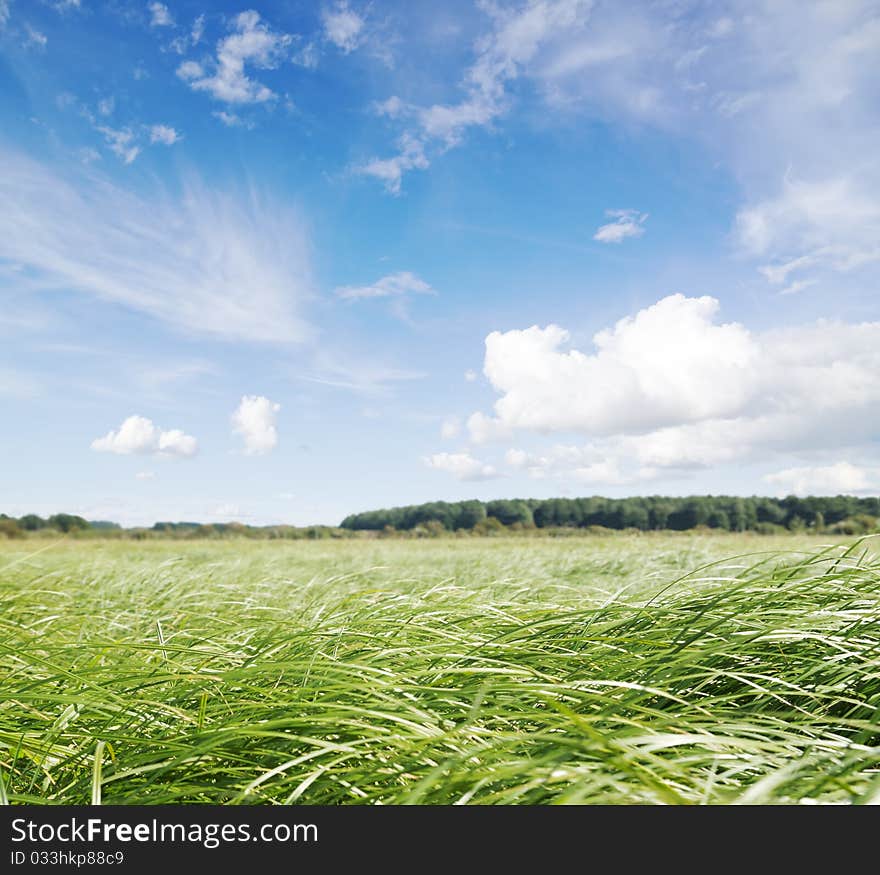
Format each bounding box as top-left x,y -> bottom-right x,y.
2,495 -> 880,539
340,495 -> 880,535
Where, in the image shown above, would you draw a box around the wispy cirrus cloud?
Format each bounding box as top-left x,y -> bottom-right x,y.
0,149 -> 314,344
299,350 -> 426,396
335,271 -> 434,301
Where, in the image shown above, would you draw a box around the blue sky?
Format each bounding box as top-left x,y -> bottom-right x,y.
1,0 -> 879,526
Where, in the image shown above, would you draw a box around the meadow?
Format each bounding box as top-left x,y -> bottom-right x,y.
2,533 -> 879,805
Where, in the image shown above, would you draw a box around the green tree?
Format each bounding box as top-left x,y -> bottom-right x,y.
17,514 -> 47,531
47,513 -> 90,533
486,500 -> 533,527
707,510 -> 731,530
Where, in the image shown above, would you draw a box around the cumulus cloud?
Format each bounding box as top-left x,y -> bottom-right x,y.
92,415 -> 198,458
424,452 -> 499,481
765,462 -> 876,497
322,2 -> 364,54
177,10 -> 291,104
232,395 -> 281,455
149,124 -> 181,145
148,1 -> 173,28
593,209 -> 647,243
0,1 -> 9,28
0,148 -> 313,343
335,271 -> 434,300
463,293 -> 880,482
475,295 -> 759,436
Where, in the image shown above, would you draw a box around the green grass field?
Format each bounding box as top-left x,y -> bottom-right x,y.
2,533 -> 880,805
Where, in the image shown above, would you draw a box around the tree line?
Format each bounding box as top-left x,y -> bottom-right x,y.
3,495 -> 879,539
340,495 -> 880,535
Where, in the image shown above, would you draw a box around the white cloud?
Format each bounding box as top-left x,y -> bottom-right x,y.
424,452 -> 499,481
0,148 -> 314,344
466,293 -> 880,480
322,2 -> 364,54
168,34 -> 188,54
765,462 -> 876,497
355,1 -> 880,296
779,279 -> 818,296
232,395 -> 281,455
362,0 -> 592,191
97,97 -> 115,117
464,369 -> 478,382
593,209 -> 647,243
177,60 -> 202,79
0,1 -> 10,28
149,124 -> 181,145
149,2 -> 173,28
135,471 -> 156,480
474,295 -> 759,437
738,174 -> 880,282
292,40 -> 319,69
707,17 -> 734,39
466,411 -> 513,444
335,270 -> 434,300
191,13 -> 204,44
359,133 -> 428,195
24,24 -> 48,49
301,351 -> 426,396
440,416 -> 460,440
504,445 -> 643,485
374,95 -> 403,118
92,415 -> 198,458
209,502 -> 242,519
758,255 -> 817,285
177,10 -> 291,104
212,110 -> 251,128
96,126 -> 140,164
